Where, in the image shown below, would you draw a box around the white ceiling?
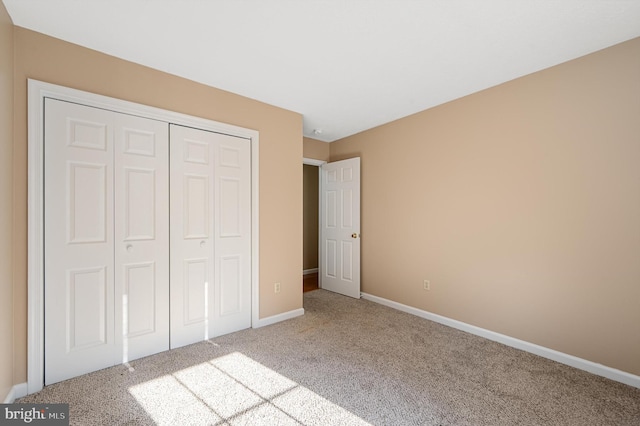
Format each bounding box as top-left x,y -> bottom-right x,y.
5,1 -> 640,142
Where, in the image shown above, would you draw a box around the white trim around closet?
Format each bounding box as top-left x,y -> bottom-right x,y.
27,79 -> 261,394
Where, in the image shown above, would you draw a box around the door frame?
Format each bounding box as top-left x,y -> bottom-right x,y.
27,79 -> 261,394
302,158 -> 326,289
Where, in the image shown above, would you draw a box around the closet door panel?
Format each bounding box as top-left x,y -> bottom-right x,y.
213,137 -> 252,336
45,99 -> 170,384
169,125 -> 216,348
169,125 -> 251,347
114,114 -> 170,362
44,99 -> 116,385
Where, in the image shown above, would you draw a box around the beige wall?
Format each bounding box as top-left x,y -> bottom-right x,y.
303,165 -> 319,270
0,2 -> 14,400
12,27 -> 303,384
330,37 -> 640,376
303,137 -> 330,161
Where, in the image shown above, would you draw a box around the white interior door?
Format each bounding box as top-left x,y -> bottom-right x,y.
320,158 -> 361,298
44,99 -> 169,384
169,124 -> 252,349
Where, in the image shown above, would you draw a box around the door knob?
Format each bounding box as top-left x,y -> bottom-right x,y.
126,244 -> 133,252
351,233 -> 359,239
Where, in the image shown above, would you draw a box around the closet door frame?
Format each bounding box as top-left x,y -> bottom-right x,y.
27,79 -> 261,394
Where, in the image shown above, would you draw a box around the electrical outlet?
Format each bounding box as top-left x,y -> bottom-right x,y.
423,280 -> 430,291
274,282 -> 281,294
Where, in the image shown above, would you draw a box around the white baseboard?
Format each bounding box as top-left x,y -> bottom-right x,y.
361,292 -> 640,389
3,382 -> 28,403
14,383 -> 27,400
2,387 -> 14,404
253,308 -> 304,328
303,268 -> 318,275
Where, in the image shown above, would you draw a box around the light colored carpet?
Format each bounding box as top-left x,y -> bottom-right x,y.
19,289 -> 640,425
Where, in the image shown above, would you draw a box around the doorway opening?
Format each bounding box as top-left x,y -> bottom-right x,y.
302,156 -> 361,298
302,158 -> 325,292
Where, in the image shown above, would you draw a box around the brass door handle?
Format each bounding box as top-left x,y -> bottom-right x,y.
351,233 -> 359,239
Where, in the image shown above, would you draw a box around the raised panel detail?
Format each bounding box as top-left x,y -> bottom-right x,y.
123,128 -> 156,157
184,174 -> 209,239
325,240 -> 337,278
220,256 -> 241,316
67,267 -> 107,352
326,191 -> 337,229
67,118 -> 107,151
327,169 -> 337,183
124,168 -> 155,241
124,262 -> 156,338
220,178 -> 241,237
68,162 -> 107,244
184,139 -> 209,164
342,189 -> 353,228
341,241 -> 353,281
342,167 -> 353,182
184,259 -> 207,325
219,146 -> 241,168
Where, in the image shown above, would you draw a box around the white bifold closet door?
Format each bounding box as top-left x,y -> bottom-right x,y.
169,124 -> 252,349
44,99 -> 169,385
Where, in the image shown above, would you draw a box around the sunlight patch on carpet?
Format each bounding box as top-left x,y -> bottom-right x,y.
129,352 -> 371,425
